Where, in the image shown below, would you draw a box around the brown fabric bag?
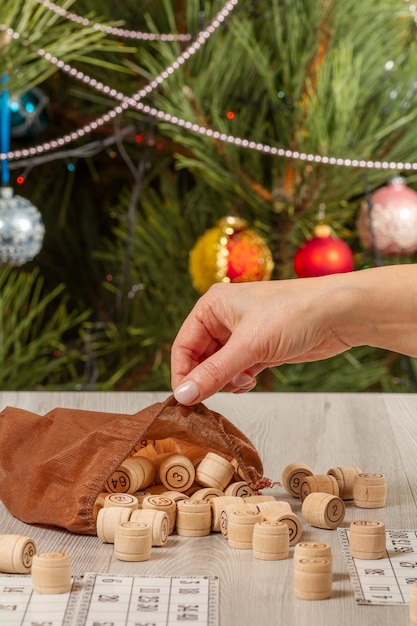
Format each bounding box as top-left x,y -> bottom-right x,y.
0,395 -> 263,534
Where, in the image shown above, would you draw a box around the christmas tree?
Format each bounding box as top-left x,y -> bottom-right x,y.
1,0 -> 417,392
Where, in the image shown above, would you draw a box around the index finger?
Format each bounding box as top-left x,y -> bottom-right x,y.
170,313 -> 229,389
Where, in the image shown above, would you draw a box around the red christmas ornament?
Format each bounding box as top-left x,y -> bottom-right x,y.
293,225 -> 354,278
357,176 -> 417,255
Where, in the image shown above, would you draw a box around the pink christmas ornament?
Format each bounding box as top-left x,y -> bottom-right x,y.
357,177 -> 417,255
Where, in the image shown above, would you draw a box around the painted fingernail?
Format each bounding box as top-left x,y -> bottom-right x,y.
232,373 -> 255,388
174,380 -> 201,405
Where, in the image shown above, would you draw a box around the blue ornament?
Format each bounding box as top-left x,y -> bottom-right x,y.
0,187 -> 45,266
9,87 -> 49,139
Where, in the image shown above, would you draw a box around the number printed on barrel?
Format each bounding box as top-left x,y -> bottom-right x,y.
107,470 -> 130,493
159,454 -> 195,492
282,463 -> 314,498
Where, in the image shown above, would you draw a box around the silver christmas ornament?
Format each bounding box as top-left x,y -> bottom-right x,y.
0,186 -> 45,266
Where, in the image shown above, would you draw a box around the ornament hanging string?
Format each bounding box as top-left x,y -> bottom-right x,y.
363,171 -> 383,268
0,75 -> 10,185
0,79 -> 45,267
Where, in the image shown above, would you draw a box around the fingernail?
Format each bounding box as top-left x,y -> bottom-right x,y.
174,380 -> 201,405
232,373 -> 255,388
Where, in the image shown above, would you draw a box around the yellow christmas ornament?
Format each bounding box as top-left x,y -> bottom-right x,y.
189,216 -> 274,294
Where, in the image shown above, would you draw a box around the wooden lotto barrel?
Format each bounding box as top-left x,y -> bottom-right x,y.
294,541 -> 332,565
130,509 -> 169,547
105,457 -> 155,494
353,473 -> 387,508
0,535 -> 36,574
31,552 -> 72,594
294,556 -> 332,600
349,520 -> 386,559
227,508 -> 263,549
282,463 -> 314,498
159,454 -> 196,492
196,452 -> 235,491
300,474 -> 339,502
114,521 -> 152,562
301,493 -> 345,530
327,466 -> 362,500
176,500 -> 212,537
96,506 -> 132,543
252,521 -> 289,561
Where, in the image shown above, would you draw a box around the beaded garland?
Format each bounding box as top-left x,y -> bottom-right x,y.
1,0 -> 417,172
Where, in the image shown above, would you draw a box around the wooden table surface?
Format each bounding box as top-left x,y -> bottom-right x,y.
1,391 -> 416,625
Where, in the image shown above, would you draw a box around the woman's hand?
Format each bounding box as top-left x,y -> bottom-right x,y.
171,276 -> 351,404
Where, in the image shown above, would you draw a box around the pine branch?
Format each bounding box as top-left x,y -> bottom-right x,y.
1,0 -> 135,95
0,267 -> 89,389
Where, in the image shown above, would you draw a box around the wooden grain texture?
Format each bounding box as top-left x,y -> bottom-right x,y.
0,391 -> 416,625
